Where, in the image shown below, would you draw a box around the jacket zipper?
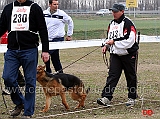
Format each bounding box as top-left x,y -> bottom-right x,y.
15,31 -> 20,50
16,3 -> 21,50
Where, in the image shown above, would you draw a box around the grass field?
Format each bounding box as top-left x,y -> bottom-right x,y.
0,43 -> 160,119
71,14 -> 160,39
0,15 -> 160,119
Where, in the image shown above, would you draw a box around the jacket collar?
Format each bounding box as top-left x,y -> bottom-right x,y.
113,13 -> 125,23
15,0 -> 30,6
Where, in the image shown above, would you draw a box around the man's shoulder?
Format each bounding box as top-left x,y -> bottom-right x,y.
57,9 -> 64,12
43,9 -> 48,13
124,16 -> 132,22
43,8 -> 51,14
57,9 -> 67,14
3,2 -> 12,10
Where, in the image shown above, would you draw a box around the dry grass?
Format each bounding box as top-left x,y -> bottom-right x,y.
0,43 -> 160,119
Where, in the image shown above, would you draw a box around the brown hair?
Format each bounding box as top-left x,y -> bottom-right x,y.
49,0 -> 58,4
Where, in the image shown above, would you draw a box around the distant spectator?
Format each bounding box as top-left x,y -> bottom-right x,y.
43,0 -> 74,73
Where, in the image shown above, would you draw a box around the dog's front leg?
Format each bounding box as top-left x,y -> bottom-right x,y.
60,92 -> 69,110
41,95 -> 51,112
78,94 -> 86,108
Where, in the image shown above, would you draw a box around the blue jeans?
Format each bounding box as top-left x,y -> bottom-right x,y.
45,37 -> 64,73
2,48 -> 38,116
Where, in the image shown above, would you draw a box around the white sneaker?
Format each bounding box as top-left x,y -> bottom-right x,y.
126,98 -> 135,107
97,97 -> 110,106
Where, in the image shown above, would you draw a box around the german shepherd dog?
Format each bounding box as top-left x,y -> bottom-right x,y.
36,65 -> 89,112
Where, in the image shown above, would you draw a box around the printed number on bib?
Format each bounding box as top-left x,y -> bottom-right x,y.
108,24 -> 121,40
13,14 -> 27,23
11,6 -> 30,31
109,30 -> 119,39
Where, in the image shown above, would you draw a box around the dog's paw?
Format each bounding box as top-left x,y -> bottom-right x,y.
74,107 -> 78,110
39,109 -> 48,113
74,106 -> 80,110
39,110 -> 44,113
66,108 -> 70,111
74,105 -> 85,110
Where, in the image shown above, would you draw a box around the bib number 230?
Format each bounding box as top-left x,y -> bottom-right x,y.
13,14 -> 27,23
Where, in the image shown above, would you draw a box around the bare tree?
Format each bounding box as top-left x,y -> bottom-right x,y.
1,0 -> 160,12
92,0 -> 95,10
77,0 -> 80,10
0,0 -> 14,9
154,0 -> 158,10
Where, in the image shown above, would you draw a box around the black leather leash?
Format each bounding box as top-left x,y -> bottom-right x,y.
57,46 -> 100,73
135,31 -> 140,73
102,53 -> 109,69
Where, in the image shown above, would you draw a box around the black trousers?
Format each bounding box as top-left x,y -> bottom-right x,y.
101,52 -> 137,101
45,37 -> 64,73
45,49 -> 63,73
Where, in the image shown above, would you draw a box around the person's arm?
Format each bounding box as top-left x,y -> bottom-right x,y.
102,24 -> 110,54
33,3 -> 49,62
0,6 -> 8,37
65,36 -> 72,41
114,19 -> 136,49
62,11 -> 74,41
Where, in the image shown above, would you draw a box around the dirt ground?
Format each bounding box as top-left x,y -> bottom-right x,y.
0,43 -> 160,119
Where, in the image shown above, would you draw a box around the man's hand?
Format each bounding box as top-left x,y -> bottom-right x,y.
41,52 -> 50,63
66,36 -> 72,41
102,43 -> 110,54
102,46 -> 107,54
106,39 -> 114,45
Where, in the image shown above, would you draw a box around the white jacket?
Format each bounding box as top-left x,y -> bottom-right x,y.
43,8 -> 74,41
106,15 -> 138,56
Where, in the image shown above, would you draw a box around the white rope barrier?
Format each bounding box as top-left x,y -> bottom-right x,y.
35,98 -> 160,119
0,39 -> 104,53
0,36 -> 159,118
1,35 -> 160,53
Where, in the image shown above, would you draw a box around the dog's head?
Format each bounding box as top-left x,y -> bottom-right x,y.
36,65 -> 46,81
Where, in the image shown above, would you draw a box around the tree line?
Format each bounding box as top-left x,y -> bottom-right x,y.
0,0 -> 160,11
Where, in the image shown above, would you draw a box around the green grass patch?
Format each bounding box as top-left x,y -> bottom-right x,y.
0,15 -> 160,119
68,15 -> 160,40
0,43 -> 160,119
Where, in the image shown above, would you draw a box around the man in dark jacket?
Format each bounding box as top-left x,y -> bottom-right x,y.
0,0 -> 49,118
97,3 -> 139,107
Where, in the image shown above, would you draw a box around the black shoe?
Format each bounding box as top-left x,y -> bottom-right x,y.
21,115 -> 32,119
17,70 -> 25,87
10,104 -> 24,117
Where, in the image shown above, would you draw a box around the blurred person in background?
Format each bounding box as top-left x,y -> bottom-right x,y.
43,0 -> 74,73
